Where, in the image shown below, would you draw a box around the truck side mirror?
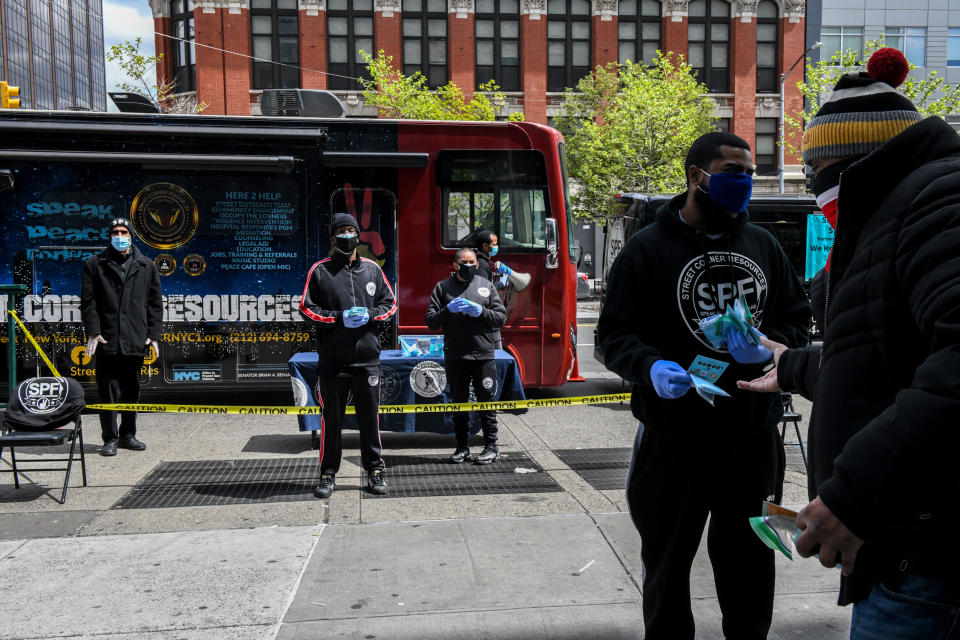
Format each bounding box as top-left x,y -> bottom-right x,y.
545,218 -> 559,270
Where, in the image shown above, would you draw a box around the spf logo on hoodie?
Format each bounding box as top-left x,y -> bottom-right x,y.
677,251 -> 768,351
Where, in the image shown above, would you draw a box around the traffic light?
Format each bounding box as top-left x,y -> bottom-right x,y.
1,81 -> 20,109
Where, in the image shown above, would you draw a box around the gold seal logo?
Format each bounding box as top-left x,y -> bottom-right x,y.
183,254 -> 206,276
130,183 -> 199,249
154,254 -> 177,276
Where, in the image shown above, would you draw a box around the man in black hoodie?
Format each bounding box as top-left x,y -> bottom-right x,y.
300,212 -> 397,498
425,248 -> 507,464
81,217 -> 163,457
597,132 -> 810,640
739,48 -> 960,637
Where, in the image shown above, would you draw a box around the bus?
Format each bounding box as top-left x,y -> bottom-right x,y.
0,111 -> 579,400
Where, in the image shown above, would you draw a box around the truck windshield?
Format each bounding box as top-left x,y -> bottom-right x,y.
437,150 -> 549,252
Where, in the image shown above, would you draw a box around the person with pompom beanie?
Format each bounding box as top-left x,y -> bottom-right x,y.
739,47 -> 960,636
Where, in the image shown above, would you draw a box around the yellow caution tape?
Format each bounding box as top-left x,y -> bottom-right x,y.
88,393 -> 630,415
7,309 -> 61,377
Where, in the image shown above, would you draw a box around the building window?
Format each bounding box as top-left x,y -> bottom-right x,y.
755,117 -> 778,175
402,0 -> 447,88
547,0 -> 591,92
476,0 -> 520,91
327,0 -> 373,90
251,0 -> 299,89
949,28 -> 960,66
715,117 -> 730,132
171,0 -> 196,92
756,0 -> 777,93
885,27 -> 925,67
618,0 -> 661,66
688,0 -> 730,93
821,26 -> 863,63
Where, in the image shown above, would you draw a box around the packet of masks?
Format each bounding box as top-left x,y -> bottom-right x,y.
749,502 -> 802,560
345,306 -> 367,317
687,355 -> 731,406
699,295 -> 764,349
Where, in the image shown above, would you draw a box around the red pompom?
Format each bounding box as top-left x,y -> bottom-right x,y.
867,47 -> 910,87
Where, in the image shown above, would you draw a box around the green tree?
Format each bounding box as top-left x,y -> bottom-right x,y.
105,37 -> 206,113
554,54 -> 716,221
359,50 -> 523,121
783,37 -> 960,158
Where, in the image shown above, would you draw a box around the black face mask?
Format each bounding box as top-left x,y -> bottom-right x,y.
333,234 -> 359,255
694,186 -> 748,235
457,262 -> 477,282
810,156 -> 862,198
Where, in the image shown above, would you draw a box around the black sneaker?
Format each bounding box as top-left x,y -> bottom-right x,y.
314,474 -> 336,499
449,447 -> 471,464
367,469 -> 387,495
474,445 -> 500,465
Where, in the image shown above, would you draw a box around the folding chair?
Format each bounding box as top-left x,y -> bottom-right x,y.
0,377 -> 87,504
779,392 -> 806,471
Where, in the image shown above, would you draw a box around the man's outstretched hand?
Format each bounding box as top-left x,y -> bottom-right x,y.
736,336 -> 788,393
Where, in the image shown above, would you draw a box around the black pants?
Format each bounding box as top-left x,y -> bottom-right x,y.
626,423 -> 781,640
316,364 -> 384,475
445,358 -> 498,447
95,352 -> 143,443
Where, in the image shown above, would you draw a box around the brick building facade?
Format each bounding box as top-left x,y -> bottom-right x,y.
149,0 -> 806,181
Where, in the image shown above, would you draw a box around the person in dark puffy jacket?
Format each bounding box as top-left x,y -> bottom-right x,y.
80,217 -> 162,457
425,248 -> 506,464
299,212 -> 397,498
738,48 -> 960,637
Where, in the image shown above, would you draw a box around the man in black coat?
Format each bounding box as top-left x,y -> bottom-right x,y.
81,217 -> 163,456
739,48 -> 960,637
598,132 -> 811,640
425,248 -> 507,464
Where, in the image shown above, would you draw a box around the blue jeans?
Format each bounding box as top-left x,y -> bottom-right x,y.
851,575 -> 960,640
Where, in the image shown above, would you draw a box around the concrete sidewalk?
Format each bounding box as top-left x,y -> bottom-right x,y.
0,381 -> 850,639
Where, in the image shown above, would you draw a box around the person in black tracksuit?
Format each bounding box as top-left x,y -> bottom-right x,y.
80,217 -> 163,457
299,212 -> 397,498
597,133 -> 811,640
425,248 -> 507,464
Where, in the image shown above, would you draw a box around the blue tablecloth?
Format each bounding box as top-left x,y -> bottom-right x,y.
288,349 -> 526,434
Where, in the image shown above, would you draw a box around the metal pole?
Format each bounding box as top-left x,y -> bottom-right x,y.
779,72 -> 786,193
0,284 -> 27,407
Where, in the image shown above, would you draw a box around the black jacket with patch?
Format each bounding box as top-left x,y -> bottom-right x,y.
299,254 -> 397,367
80,246 -> 163,356
597,193 -> 811,435
777,117 -> 960,594
424,274 -> 506,360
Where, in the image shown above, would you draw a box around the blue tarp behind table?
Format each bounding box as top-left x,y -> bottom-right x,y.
288,350 -> 526,434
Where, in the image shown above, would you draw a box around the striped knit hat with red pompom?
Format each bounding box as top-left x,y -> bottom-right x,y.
801,48 -> 923,164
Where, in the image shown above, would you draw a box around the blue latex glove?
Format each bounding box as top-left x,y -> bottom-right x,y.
649,360 -> 693,399
343,309 -> 369,328
725,327 -> 772,364
447,297 -> 466,313
497,274 -> 510,288
495,261 -> 513,275
462,299 -> 483,317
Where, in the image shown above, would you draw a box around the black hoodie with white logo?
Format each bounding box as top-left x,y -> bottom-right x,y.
597,192 -> 811,434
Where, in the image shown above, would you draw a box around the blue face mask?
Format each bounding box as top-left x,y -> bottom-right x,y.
488,245 -> 498,257
698,169 -> 753,213
111,236 -> 131,252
